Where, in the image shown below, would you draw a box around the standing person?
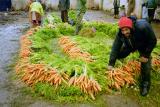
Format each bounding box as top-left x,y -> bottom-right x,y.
142,0 -> 149,20
113,0 -> 120,19
127,0 -> 135,16
108,17 -> 157,96
147,0 -> 157,23
58,0 -> 70,23
75,0 -> 87,35
119,5 -> 126,18
29,0 -> 44,27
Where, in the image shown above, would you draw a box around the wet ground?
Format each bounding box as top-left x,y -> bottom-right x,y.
0,10 -> 159,107
0,12 -> 54,107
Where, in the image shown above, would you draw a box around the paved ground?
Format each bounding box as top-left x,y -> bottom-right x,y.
0,10 -> 159,107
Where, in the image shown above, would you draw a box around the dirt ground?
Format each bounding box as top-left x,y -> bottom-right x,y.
0,10 -> 159,107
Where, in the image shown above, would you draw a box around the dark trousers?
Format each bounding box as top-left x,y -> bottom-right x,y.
114,7 -> 119,15
117,47 -> 151,83
148,9 -> 156,23
61,10 -> 68,22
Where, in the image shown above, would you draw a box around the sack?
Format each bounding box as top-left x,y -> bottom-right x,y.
142,6 -> 148,19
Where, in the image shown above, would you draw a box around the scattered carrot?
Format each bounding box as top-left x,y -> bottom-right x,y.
58,36 -> 93,62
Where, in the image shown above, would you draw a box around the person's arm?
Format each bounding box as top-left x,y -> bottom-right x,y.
109,32 -> 123,67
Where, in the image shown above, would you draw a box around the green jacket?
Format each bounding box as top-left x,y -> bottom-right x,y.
58,0 -> 70,11
77,0 -> 87,10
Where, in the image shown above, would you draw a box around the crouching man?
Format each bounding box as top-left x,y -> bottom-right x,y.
108,17 -> 157,96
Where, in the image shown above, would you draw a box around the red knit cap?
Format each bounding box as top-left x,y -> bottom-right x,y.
118,17 -> 133,29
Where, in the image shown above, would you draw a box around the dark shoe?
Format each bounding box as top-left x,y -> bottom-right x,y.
141,87 -> 148,96
140,81 -> 150,96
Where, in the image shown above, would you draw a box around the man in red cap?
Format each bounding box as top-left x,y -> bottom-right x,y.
108,17 -> 157,96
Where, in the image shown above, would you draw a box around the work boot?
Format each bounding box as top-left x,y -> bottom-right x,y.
140,81 -> 150,96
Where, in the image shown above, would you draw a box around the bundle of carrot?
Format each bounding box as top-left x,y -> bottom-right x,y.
107,68 -> 136,90
106,60 -> 140,90
15,56 -> 69,87
68,65 -> 101,100
152,57 -> 160,71
123,60 -> 141,75
58,36 -> 93,62
152,58 -> 160,67
21,63 -> 47,86
19,31 -> 33,58
16,28 -> 38,74
21,64 -> 67,86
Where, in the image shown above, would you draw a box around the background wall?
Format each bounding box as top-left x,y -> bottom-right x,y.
11,0 -> 142,18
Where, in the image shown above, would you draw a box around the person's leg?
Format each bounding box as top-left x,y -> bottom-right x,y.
114,7 -> 116,16
75,8 -> 86,35
148,9 -> 156,23
114,7 -> 119,18
32,20 -> 37,27
35,12 -> 41,26
63,10 -> 68,22
31,11 -> 37,27
140,57 -> 151,96
61,10 -> 65,22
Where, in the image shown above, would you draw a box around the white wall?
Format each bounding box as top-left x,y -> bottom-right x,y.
45,0 -> 59,10
102,0 -> 113,11
102,0 -> 128,11
12,0 -> 28,10
70,0 -> 77,9
11,0 -> 142,18
134,0 -> 142,18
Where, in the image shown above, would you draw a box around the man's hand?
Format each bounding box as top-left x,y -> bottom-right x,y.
139,56 -> 148,63
107,65 -> 114,71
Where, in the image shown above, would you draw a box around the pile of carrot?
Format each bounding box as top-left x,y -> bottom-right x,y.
107,59 -> 160,90
19,30 -> 33,58
58,36 -> 93,62
68,65 -> 101,100
16,27 -> 67,87
152,58 -> 160,68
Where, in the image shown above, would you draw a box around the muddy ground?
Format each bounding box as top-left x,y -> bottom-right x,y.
0,10 -> 159,107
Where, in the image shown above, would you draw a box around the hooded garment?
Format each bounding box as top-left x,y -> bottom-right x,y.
30,2 -> 44,16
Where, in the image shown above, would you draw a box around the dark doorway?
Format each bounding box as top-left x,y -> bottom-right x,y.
0,0 -> 11,11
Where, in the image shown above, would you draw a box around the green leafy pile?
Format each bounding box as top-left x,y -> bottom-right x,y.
83,21 -> 119,38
